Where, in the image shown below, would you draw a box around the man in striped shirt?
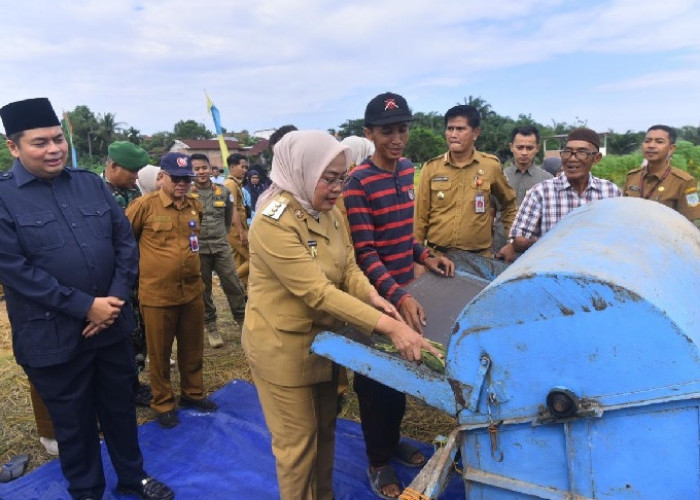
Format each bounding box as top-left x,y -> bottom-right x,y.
507,128 -> 622,254
343,92 -> 453,499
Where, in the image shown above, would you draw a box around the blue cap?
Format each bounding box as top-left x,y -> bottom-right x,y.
160,152 -> 195,177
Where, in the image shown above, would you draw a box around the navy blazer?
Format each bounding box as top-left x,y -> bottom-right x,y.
0,161 -> 138,367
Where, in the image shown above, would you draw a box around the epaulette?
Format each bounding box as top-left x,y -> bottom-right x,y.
261,195 -> 289,220
670,168 -> 695,181
479,151 -> 501,162
424,154 -> 444,165
626,167 -> 644,175
187,192 -> 199,199
0,172 -> 13,181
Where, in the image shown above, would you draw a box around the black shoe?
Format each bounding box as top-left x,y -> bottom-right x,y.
179,396 -> 218,412
156,410 -> 179,429
134,383 -> 152,407
118,477 -> 174,500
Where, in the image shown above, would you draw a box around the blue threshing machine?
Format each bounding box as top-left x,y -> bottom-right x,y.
312,197 -> 700,499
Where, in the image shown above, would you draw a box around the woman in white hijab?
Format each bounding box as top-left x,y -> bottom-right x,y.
244,130 -> 438,500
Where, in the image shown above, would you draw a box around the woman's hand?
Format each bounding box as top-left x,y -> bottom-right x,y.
368,291 -> 403,322
376,315 -> 443,362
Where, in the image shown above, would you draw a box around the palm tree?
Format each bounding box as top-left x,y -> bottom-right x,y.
460,96 -> 496,120
96,113 -> 125,157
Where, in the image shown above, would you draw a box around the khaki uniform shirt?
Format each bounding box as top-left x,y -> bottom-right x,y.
125,190 -> 205,307
242,192 -> 381,387
624,166 -> 700,221
415,150 -> 518,251
190,183 -> 234,253
224,176 -> 248,248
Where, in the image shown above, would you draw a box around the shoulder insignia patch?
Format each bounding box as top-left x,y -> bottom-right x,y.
480,152 -> 501,162
261,196 -> 289,220
685,188 -> 699,207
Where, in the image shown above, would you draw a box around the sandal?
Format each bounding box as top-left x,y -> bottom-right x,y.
0,454 -> 29,483
392,441 -> 427,468
367,465 -> 403,500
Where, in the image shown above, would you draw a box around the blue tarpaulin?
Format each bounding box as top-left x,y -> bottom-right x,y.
0,380 -> 465,499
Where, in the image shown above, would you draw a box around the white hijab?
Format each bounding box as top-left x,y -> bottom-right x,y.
340,136 -> 375,167
257,130 -> 351,217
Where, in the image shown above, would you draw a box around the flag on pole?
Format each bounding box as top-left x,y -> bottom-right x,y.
205,91 -> 230,166
62,111 -> 79,168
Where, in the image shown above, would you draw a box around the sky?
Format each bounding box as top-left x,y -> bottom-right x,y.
2,0 -> 700,137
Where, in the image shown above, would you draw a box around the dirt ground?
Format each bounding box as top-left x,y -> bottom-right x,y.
0,287 -> 456,476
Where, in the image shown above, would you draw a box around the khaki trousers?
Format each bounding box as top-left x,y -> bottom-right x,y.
141,295 -> 205,413
232,244 -> 250,288
30,381 -> 55,439
251,371 -> 337,500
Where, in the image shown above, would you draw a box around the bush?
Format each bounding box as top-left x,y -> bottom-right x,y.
593,141 -> 700,188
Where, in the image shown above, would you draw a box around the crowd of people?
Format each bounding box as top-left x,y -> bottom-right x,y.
0,92 -> 698,500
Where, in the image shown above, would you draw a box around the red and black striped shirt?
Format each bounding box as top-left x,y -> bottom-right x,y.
342,158 -> 429,307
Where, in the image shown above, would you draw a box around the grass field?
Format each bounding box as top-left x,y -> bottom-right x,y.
0,285 -> 456,477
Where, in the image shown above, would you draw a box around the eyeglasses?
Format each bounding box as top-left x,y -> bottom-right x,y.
318,174 -> 348,186
560,149 -> 598,161
166,174 -> 192,184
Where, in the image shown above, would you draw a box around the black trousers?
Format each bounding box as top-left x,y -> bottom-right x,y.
353,373 -> 406,467
24,337 -> 146,499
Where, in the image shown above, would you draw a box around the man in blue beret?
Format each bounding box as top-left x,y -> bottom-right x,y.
0,97 -> 173,499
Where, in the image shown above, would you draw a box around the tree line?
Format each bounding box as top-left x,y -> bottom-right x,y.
2,96 -> 700,180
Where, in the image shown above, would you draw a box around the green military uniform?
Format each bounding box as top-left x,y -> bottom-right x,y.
224,176 -> 250,286
243,192 -> 382,500
624,165 -> 700,223
125,190 -> 207,414
102,173 -> 142,209
190,182 -> 246,325
415,150 -> 518,255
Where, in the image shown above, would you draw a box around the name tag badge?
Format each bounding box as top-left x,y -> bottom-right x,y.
213,201 -> 225,207
475,192 -> 486,214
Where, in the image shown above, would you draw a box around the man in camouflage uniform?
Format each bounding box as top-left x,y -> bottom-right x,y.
102,141 -> 152,406
190,153 -> 246,347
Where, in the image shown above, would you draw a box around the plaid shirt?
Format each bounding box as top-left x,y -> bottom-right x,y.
510,173 -> 622,239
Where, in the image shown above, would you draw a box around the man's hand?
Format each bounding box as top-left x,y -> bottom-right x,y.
368,291 -> 403,322
423,255 -> 455,277
512,235 -> 537,253
398,296 -> 426,335
495,242 -> 516,262
85,296 -> 124,336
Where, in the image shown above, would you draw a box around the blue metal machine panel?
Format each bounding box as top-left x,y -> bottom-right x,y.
312,197 -> 700,498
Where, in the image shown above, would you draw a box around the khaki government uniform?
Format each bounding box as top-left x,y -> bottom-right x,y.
415,150 -> 518,255
125,190 -> 207,414
624,166 -> 700,222
190,183 -> 246,323
243,192 -> 382,500
224,176 -> 250,286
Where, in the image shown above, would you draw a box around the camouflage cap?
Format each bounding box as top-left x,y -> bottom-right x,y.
108,141 -> 150,171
